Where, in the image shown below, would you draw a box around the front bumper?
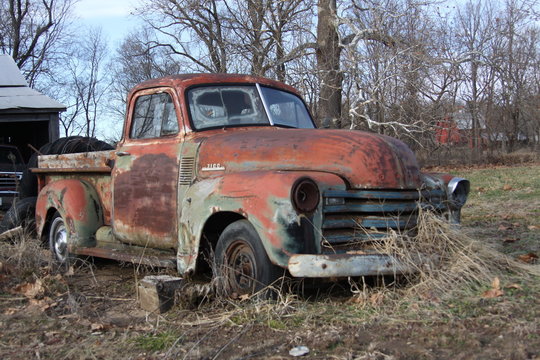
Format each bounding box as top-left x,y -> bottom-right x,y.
288,253 -> 418,277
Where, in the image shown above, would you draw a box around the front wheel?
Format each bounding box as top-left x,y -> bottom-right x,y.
215,220 -> 281,297
49,212 -> 71,265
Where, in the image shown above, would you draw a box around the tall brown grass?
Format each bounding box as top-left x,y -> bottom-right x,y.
354,209 -> 540,304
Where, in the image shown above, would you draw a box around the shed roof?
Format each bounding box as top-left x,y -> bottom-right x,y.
0,55 -> 28,87
0,54 -> 66,112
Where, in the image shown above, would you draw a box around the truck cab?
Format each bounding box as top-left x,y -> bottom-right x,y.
34,74 -> 470,295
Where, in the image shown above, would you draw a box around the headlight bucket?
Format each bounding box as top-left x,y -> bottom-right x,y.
291,177 -> 320,214
448,178 -> 470,210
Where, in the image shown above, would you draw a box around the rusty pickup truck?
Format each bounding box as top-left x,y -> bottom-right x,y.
34,74 -> 469,294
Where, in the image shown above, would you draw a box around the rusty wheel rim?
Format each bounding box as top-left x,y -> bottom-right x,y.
225,240 -> 257,293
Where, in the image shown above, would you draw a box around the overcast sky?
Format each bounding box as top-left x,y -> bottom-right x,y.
74,0 -> 140,44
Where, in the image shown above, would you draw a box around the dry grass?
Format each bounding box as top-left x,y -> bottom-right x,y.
349,209 -> 540,310
0,229 -> 49,277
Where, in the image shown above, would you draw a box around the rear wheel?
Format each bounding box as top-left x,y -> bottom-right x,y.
49,212 -> 70,265
215,220 -> 281,297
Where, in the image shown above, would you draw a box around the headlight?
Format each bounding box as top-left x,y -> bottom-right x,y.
291,177 -> 320,213
448,178 -> 470,210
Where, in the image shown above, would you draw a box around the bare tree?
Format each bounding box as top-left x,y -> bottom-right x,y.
0,0 -> 75,86
453,0 -> 496,157
338,1 -> 435,140
222,0 -> 315,80
136,0 -> 230,73
112,0 -> 540,158
108,28 -> 183,135
54,28 -> 111,137
316,0 -> 343,127
490,0 -> 539,152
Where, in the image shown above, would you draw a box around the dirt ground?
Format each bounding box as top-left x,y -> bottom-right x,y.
0,164 -> 539,360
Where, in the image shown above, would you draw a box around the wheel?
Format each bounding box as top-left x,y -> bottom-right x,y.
49,212 -> 71,265
0,197 -> 37,235
215,220 -> 281,297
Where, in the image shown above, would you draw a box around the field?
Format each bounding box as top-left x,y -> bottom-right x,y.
0,165 -> 539,359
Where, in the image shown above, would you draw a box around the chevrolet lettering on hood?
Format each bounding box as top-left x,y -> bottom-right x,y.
201,163 -> 225,171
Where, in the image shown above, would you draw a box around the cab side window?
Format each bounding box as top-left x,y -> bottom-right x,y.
130,92 -> 179,139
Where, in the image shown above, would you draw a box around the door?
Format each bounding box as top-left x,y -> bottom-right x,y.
112,88 -> 182,249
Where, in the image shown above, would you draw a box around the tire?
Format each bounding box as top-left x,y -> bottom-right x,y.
215,220 -> 281,298
49,212 -> 72,266
19,136 -> 114,199
0,197 -> 37,235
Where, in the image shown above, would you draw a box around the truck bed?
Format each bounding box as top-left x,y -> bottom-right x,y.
34,150 -> 114,223
35,150 -> 115,173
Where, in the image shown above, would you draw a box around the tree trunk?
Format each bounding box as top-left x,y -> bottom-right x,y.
316,0 -> 342,128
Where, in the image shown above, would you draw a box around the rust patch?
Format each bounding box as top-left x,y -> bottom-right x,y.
114,153 -> 177,240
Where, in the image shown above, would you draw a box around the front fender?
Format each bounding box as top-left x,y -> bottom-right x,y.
36,179 -> 104,248
177,171 -> 346,274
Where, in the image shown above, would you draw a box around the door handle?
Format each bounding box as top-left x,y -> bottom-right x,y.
116,151 -> 131,157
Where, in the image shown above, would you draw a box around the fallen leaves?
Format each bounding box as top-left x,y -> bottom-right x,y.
481,278 -> 528,299
13,279 -> 45,299
504,283 -> 522,290
498,222 -> 521,232
28,297 -> 58,312
349,292 -> 386,307
12,274 -> 66,299
3,307 -> 20,315
0,261 -> 14,274
482,277 -> 504,299
91,322 -> 111,332
5,274 -> 69,315
517,253 -> 538,264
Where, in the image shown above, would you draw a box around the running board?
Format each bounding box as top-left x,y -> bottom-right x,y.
74,245 -> 177,268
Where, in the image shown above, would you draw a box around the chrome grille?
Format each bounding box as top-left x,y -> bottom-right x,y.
0,171 -> 23,192
322,189 -> 446,253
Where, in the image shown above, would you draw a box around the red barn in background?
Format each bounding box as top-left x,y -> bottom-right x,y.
436,108 -> 486,147
436,116 -> 462,145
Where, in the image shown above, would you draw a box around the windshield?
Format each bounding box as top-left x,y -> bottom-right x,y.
258,86 -> 315,129
187,85 -> 315,130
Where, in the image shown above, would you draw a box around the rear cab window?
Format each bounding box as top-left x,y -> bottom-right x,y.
130,92 -> 179,139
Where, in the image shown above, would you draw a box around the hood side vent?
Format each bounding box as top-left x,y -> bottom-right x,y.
179,157 -> 195,185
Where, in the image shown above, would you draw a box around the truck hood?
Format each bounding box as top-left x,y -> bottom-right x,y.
196,127 -> 422,189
